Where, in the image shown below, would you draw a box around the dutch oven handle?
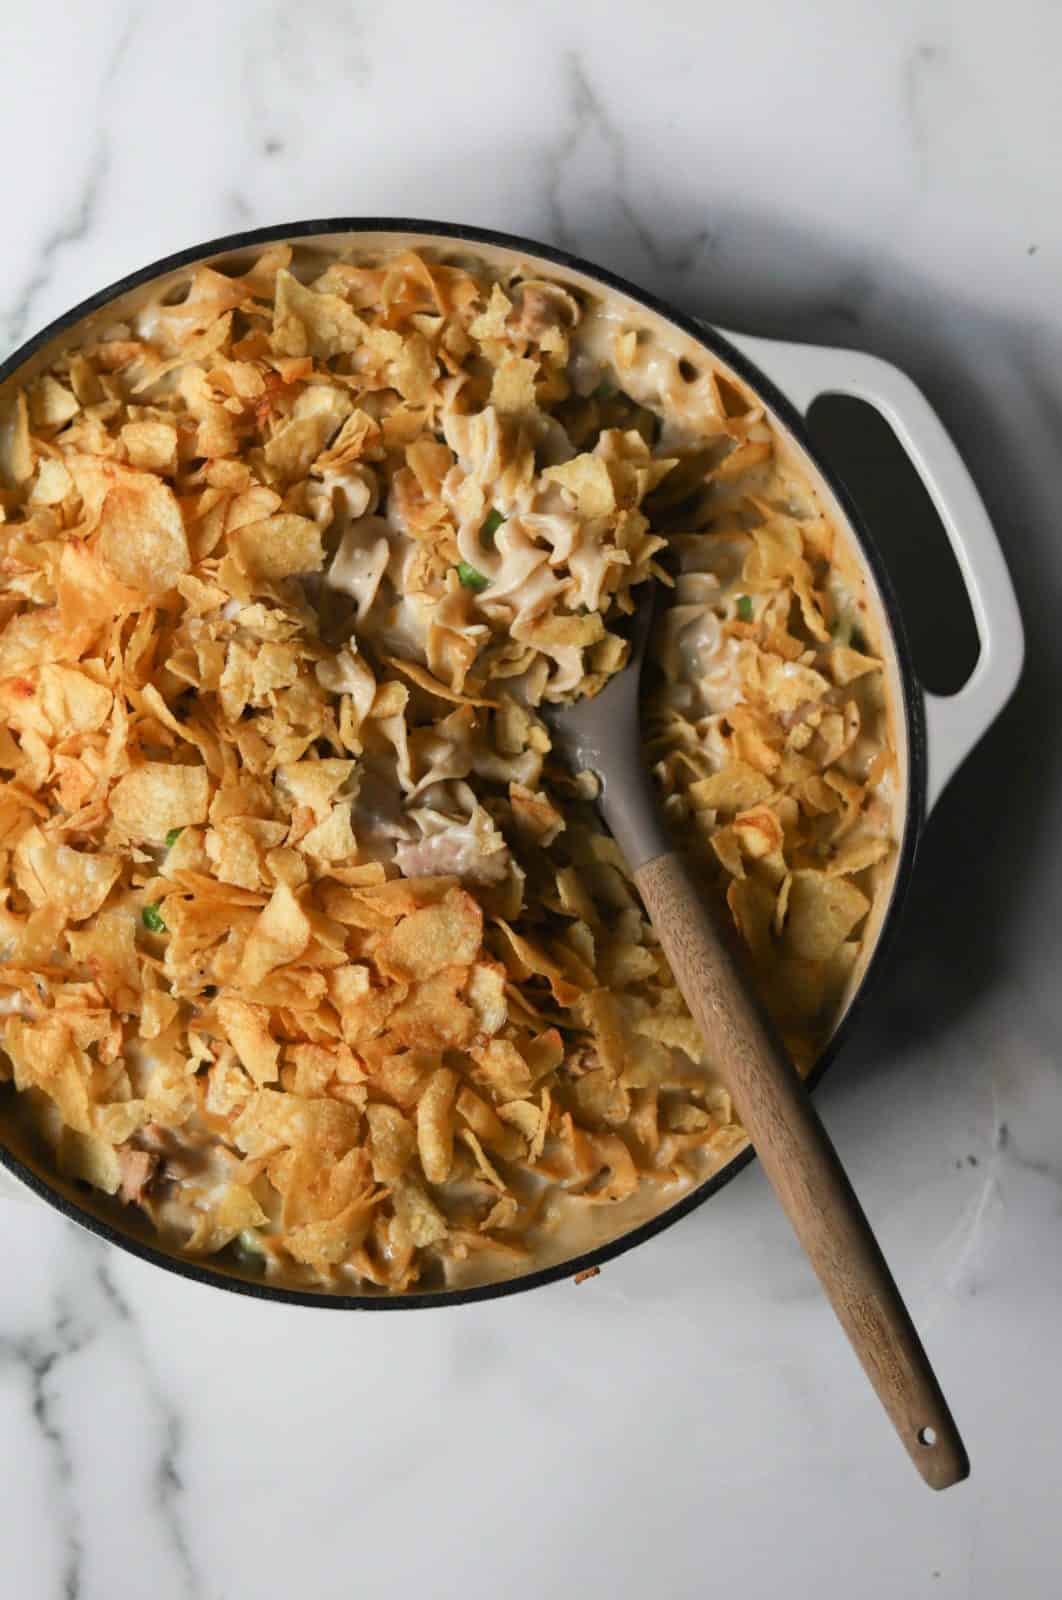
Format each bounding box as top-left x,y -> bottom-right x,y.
719,331 -> 1024,813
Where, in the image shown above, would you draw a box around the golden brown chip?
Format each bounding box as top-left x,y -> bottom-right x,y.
315,407 -> 381,470
87,463 -> 190,595
582,988 -> 629,1080
277,759 -> 356,821
497,1098 -> 540,1142
490,354 -> 539,414
186,1184 -> 269,1255
205,818 -> 275,890
283,1197 -> 375,1271
733,805 -> 784,859
38,665 -> 113,736
751,650 -> 831,712
572,1129 -> 639,1203
457,1088 -> 522,1160
377,888 -> 483,982
366,1102 -> 416,1183
688,763 -> 775,814
231,514 -> 325,580
726,874 -> 778,967
471,1038 -> 534,1102
469,283 -> 513,340
141,982 -> 180,1040
13,827 -> 121,921
233,1088 -> 361,1159
31,456 -> 74,505
237,883 -> 311,988
299,803 -> 356,867
830,644 -> 881,686
216,997 -> 280,1085
631,1011 -> 704,1063
492,923 -> 583,1007
416,1066 -> 458,1183
66,909 -> 139,1007
385,969 -> 474,1049
272,269 -> 364,358
542,453 -> 617,517
264,386 -> 352,484
1,391 -> 35,487
482,1195 -> 521,1232
121,419 -> 179,474
524,1028 -> 564,1081
31,375 -> 80,428
711,826 -> 746,879
466,961 -> 508,1036
4,1015 -> 93,1133
509,784 -> 565,845
825,834 -> 891,878
391,1175 -> 447,1247
461,1127 -> 507,1190
782,871 -> 870,961
384,656 -> 498,708
109,762 -> 210,844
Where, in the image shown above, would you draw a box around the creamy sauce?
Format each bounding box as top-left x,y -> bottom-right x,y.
571,305 -> 730,449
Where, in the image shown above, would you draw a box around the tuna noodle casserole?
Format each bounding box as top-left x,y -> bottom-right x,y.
0,244 -> 894,1289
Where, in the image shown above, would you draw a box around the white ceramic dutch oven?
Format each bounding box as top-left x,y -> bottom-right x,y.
0,222 -> 1024,1307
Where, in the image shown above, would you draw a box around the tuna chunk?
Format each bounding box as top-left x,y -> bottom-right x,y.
394,825 -> 509,885
116,1146 -> 158,1206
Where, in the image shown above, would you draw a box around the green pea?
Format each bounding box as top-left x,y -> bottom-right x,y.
482,508 -> 505,542
457,561 -> 489,592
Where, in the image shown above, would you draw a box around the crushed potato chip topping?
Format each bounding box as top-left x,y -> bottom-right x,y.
0,245 -> 895,1291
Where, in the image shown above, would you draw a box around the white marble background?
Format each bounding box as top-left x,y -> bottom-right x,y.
2,2 -> 1060,1596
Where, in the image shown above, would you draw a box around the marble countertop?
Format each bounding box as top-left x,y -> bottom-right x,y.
2,3 -> 1060,1596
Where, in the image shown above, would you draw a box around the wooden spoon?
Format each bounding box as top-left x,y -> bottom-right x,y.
543,586 -> 969,1490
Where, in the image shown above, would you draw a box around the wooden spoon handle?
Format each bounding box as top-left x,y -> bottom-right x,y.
634,851 -> 969,1490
